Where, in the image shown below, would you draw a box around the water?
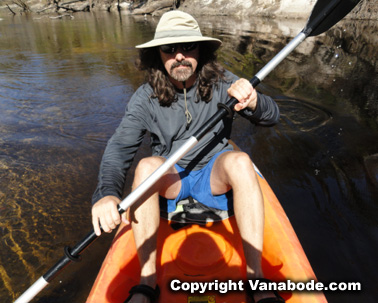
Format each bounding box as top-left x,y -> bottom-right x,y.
0,11 -> 377,303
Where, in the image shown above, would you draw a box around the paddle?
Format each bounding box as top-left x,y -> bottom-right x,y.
14,0 -> 361,302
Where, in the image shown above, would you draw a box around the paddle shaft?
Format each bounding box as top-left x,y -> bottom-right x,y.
14,0 -> 359,301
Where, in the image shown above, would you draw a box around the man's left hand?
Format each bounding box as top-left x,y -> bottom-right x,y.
227,78 -> 257,112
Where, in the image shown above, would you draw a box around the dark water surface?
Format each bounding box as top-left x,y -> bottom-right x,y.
0,11 -> 377,303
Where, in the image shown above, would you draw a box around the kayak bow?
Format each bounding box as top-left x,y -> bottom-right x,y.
87,162 -> 328,303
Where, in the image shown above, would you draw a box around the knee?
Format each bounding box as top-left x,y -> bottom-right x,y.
134,156 -> 164,180
228,152 -> 253,170
225,152 -> 256,179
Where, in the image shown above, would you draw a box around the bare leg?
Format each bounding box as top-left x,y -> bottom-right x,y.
211,151 -> 271,302
128,156 -> 181,303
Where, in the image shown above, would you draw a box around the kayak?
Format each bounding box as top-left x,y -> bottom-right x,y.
87,162 -> 327,303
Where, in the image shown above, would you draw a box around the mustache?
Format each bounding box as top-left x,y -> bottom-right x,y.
170,60 -> 193,70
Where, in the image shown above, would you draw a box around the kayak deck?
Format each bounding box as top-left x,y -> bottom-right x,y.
87,166 -> 327,303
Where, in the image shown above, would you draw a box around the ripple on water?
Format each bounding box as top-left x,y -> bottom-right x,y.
0,51 -> 104,79
0,50 -> 131,145
0,142 -> 101,300
276,97 -> 333,132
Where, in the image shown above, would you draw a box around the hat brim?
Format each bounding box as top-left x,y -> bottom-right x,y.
136,36 -> 222,49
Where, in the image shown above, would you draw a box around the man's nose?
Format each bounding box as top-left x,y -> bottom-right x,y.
174,47 -> 186,61
175,51 -> 185,62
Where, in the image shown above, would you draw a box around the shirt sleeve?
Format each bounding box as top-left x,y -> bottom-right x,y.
91,90 -> 148,205
238,92 -> 280,126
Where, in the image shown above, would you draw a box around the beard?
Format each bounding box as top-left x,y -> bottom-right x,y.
170,60 -> 194,82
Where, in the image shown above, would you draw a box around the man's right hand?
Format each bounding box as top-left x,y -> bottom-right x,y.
91,195 -> 128,236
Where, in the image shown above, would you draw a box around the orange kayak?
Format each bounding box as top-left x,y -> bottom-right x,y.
87,164 -> 327,303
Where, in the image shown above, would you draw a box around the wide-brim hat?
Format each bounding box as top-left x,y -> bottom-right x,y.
136,10 -> 222,49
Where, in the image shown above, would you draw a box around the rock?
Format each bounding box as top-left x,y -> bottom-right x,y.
132,0 -> 175,15
180,0 -> 376,20
118,1 -> 131,10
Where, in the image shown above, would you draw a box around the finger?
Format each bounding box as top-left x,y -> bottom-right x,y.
100,215 -> 111,233
239,84 -> 253,102
234,78 -> 252,93
92,214 -> 101,236
104,212 -> 117,232
234,103 -> 242,111
229,88 -> 248,103
228,80 -> 252,102
111,209 -> 121,226
234,102 -> 247,112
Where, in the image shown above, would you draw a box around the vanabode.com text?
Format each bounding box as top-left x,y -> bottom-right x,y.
170,279 -> 361,294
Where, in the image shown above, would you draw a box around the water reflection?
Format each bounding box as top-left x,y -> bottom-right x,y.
0,11 -> 377,303
201,16 -> 377,127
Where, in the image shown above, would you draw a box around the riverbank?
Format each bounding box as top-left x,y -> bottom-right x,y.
1,0 -> 377,20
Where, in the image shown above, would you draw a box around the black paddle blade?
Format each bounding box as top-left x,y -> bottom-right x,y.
304,0 -> 362,37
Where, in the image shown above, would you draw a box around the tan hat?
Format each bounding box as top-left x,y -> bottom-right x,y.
136,10 -> 222,49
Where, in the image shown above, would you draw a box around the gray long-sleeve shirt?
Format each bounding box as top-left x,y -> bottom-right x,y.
92,70 -> 279,204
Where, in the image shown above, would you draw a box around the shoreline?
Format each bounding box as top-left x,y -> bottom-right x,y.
1,0 -> 376,20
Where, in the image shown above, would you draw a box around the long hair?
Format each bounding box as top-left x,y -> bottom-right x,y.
136,42 -> 225,106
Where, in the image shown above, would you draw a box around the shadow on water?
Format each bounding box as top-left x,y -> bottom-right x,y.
0,11 -> 377,303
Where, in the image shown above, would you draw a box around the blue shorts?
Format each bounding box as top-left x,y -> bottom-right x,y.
161,150 -> 233,213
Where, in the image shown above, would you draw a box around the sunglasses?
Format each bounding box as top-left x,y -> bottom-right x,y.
159,42 -> 199,54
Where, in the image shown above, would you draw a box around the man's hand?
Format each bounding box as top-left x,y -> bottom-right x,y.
227,78 -> 258,112
91,195 -> 128,236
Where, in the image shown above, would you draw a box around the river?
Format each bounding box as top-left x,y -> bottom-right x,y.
0,11 -> 377,303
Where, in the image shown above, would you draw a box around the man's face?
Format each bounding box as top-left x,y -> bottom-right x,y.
159,42 -> 199,86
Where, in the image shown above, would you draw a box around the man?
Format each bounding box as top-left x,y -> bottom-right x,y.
91,10 -> 283,303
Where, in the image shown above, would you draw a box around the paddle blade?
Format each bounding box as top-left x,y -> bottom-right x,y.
304,0 -> 361,37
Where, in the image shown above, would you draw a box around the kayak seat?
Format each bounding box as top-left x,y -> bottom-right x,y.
160,196 -> 234,224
